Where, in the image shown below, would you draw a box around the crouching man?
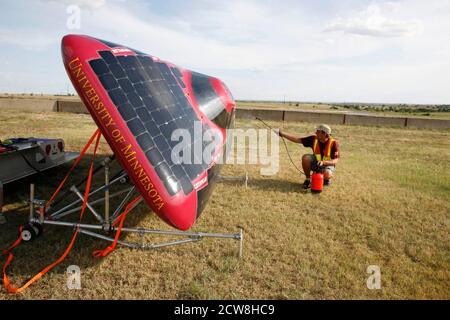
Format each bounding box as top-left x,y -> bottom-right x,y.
279,124 -> 340,189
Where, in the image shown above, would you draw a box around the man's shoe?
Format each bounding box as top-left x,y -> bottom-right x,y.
324,179 -> 330,186
302,179 -> 311,189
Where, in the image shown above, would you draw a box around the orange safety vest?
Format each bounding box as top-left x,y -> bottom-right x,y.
313,137 -> 335,161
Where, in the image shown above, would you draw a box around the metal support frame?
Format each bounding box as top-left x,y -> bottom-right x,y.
24,157 -> 244,257
0,181 -> 5,224
217,172 -> 248,188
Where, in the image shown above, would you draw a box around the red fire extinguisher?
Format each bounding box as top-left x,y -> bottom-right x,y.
311,164 -> 324,193
311,172 -> 323,193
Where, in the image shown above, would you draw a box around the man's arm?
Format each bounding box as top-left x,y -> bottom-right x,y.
279,130 -> 302,143
318,159 -> 338,167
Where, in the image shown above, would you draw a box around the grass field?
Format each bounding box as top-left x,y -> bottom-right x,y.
0,109 -> 449,300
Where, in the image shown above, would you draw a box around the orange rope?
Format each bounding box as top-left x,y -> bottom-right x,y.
92,195 -> 142,258
46,129 -> 101,209
2,130 -> 101,294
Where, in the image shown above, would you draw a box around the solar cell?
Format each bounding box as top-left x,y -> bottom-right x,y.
108,88 -> 127,105
146,147 -> 164,166
118,78 -> 134,94
127,92 -> 144,109
99,51 -> 116,64
163,175 -> 181,195
99,73 -> 119,90
136,133 -> 154,152
109,63 -> 126,78
155,162 -> 172,180
153,134 -> 170,153
89,59 -> 109,75
144,120 -> 161,137
127,118 -> 146,136
179,175 -> 193,194
117,102 -> 137,121
136,107 -> 152,123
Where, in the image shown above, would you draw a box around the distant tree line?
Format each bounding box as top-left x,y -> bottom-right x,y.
338,104 -> 449,114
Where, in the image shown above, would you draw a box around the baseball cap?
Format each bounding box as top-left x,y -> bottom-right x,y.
315,124 -> 331,135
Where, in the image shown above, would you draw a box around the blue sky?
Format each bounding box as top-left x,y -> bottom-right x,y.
0,0 -> 449,104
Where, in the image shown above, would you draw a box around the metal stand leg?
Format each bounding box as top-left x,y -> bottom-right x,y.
239,227 -> 244,258
29,183 -> 35,222
217,172 -> 249,188
103,157 -> 111,230
38,218 -> 244,256
0,181 -> 5,224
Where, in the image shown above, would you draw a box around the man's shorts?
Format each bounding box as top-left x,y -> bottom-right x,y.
306,154 -> 336,174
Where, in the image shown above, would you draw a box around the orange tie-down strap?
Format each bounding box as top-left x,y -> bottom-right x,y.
2,130 -> 101,294
46,129 -> 101,209
92,195 -> 142,258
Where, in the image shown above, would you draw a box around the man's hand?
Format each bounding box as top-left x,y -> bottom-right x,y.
275,129 -> 282,137
317,160 -> 324,167
276,130 -> 302,143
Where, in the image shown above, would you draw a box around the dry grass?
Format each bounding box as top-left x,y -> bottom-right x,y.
0,94 -> 79,101
0,109 -> 449,300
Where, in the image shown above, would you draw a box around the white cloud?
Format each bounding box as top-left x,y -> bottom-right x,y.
324,3 -> 424,37
0,28 -> 56,50
1,0 -> 450,103
83,3 -> 299,73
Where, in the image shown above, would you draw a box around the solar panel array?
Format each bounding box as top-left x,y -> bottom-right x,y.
89,51 -> 218,196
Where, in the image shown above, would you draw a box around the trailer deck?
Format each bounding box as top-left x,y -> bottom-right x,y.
0,137 -> 79,184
